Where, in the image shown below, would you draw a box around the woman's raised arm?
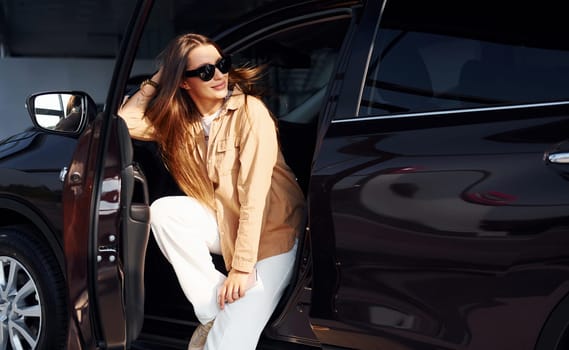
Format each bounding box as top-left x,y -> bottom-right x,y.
118,70 -> 162,141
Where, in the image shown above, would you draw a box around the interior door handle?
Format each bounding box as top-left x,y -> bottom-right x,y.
547,152 -> 569,164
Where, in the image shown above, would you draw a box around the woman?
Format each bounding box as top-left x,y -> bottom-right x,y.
118,33 -> 306,350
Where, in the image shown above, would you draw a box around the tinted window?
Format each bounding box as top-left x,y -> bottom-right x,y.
359,2 -> 569,116
232,18 -> 350,121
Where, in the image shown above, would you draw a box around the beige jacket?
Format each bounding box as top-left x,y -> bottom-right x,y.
120,89 -> 306,272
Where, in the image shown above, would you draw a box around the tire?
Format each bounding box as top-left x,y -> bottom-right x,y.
536,290 -> 569,350
0,226 -> 67,349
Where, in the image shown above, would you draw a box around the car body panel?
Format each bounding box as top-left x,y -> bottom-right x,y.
306,1 -> 569,347
63,115 -> 108,349
0,130 -> 77,270
309,102 -> 569,349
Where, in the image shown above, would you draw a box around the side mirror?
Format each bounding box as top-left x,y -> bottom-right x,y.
25,91 -> 96,135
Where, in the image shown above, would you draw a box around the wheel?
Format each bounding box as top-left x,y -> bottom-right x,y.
536,289 -> 569,350
0,226 -> 67,349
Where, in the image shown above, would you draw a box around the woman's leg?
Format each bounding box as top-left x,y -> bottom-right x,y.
150,196 -> 224,323
204,241 -> 298,350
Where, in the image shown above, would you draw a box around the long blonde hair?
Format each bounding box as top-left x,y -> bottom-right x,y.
145,33 -> 265,209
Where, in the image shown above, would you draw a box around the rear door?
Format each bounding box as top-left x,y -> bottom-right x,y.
62,0 -> 153,349
309,1 -> 569,349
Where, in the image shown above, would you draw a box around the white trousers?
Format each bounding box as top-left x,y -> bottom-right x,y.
150,196 -> 297,350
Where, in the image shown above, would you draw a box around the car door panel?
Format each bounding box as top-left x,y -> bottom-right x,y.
309,105 -> 569,349
64,115 -> 104,349
63,113 -> 150,349
119,118 -> 151,343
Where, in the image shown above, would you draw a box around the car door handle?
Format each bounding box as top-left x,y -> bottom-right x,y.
547,151 -> 569,164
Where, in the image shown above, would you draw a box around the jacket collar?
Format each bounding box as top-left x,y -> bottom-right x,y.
225,86 -> 246,112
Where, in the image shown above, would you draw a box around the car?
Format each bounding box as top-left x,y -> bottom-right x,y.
2,0 -> 569,349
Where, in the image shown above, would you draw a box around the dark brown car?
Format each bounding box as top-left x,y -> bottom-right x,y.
2,0 -> 569,349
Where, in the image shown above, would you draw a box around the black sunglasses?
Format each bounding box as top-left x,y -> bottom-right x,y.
184,56 -> 232,81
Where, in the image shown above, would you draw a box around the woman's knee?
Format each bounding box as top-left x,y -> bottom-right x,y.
150,196 -> 190,228
150,196 -> 176,223
150,196 -> 214,228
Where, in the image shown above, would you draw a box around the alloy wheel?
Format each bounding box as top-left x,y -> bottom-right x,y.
0,256 -> 41,350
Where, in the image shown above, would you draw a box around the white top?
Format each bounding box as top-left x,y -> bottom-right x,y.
202,90 -> 233,143
201,109 -> 221,140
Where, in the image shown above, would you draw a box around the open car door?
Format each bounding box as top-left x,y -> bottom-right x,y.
63,112 -> 150,349
61,1 -> 153,348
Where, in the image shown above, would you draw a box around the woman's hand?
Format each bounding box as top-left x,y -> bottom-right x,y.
218,268 -> 256,309
117,67 -> 164,140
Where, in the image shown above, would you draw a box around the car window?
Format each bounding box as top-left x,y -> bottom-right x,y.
231,18 -> 350,122
359,1 -> 569,117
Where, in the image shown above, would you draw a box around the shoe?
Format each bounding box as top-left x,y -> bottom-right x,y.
188,320 -> 214,350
